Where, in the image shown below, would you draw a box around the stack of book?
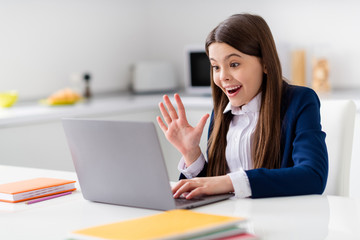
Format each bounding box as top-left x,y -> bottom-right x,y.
0,177 -> 76,203
68,209 -> 257,240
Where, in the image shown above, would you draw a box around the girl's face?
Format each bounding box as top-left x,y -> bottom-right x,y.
208,42 -> 265,107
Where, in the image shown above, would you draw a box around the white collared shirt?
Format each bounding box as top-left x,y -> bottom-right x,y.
178,93 -> 261,198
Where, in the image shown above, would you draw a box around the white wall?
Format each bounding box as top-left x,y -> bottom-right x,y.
1,0 -> 360,100
0,0 -> 147,100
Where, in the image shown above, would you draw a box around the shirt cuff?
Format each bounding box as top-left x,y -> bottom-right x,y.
227,169 -> 252,198
178,153 -> 206,179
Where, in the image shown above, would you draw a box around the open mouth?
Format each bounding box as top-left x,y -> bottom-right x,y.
226,85 -> 242,95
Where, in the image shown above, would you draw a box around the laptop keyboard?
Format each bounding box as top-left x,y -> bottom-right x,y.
175,197 -> 205,207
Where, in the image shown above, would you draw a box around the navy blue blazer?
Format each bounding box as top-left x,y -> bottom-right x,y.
180,81 -> 328,198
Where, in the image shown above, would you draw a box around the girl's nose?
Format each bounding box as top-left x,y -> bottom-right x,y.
219,69 -> 230,82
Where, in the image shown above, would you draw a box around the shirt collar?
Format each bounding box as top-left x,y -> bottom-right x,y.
223,93 -> 262,115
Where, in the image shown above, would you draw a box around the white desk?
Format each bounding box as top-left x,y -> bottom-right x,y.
0,165 -> 359,240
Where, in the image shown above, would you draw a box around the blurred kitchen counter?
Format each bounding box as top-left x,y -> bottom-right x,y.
0,92 -> 214,180
0,89 -> 359,128
0,93 -> 213,128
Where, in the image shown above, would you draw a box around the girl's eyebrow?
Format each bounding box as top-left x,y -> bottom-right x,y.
225,53 -> 243,60
210,53 -> 242,62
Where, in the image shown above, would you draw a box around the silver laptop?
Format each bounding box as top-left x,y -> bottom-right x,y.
62,118 -> 233,211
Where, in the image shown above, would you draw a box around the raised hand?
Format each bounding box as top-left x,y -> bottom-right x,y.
157,94 -> 209,166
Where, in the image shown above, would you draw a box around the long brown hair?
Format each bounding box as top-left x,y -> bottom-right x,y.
205,13 -> 283,176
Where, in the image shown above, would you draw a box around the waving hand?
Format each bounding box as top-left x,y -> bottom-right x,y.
157,94 -> 209,166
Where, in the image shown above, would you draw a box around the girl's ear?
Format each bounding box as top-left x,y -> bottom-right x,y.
263,64 -> 268,74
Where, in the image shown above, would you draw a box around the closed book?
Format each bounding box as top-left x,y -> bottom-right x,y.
0,177 -> 76,203
69,209 -> 246,240
217,232 -> 259,240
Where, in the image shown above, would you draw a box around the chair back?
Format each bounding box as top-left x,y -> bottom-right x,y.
321,99 -> 356,196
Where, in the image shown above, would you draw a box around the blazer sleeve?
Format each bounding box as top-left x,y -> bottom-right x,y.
179,165 -> 207,179
246,87 -> 328,198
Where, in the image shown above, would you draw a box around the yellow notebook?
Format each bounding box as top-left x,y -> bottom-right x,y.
70,209 -> 245,240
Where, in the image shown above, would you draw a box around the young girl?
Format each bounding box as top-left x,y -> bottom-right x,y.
157,13 -> 328,199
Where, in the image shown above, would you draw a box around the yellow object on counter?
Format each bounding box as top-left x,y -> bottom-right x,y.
0,91 -> 18,108
41,88 -> 81,106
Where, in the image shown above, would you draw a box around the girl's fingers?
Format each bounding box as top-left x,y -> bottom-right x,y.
171,179 -> 188,195
185,187 -> 204,199
195,114 -> 210,133
163,95 -> 179,120
156,116 -> 168,132
173,180 -> 199,198
159,102 -> 172,124
174,93 -> 187,120
173,184 -> 191,199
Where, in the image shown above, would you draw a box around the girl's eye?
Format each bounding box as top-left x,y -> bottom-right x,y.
230,62 -> 239,68
212,65 -> 219,71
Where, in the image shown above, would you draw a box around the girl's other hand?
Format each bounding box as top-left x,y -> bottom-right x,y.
172,176 -> 234,199
157,94 -> 209,166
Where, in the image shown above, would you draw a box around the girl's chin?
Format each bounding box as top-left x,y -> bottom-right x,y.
228,99 -> 245,107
